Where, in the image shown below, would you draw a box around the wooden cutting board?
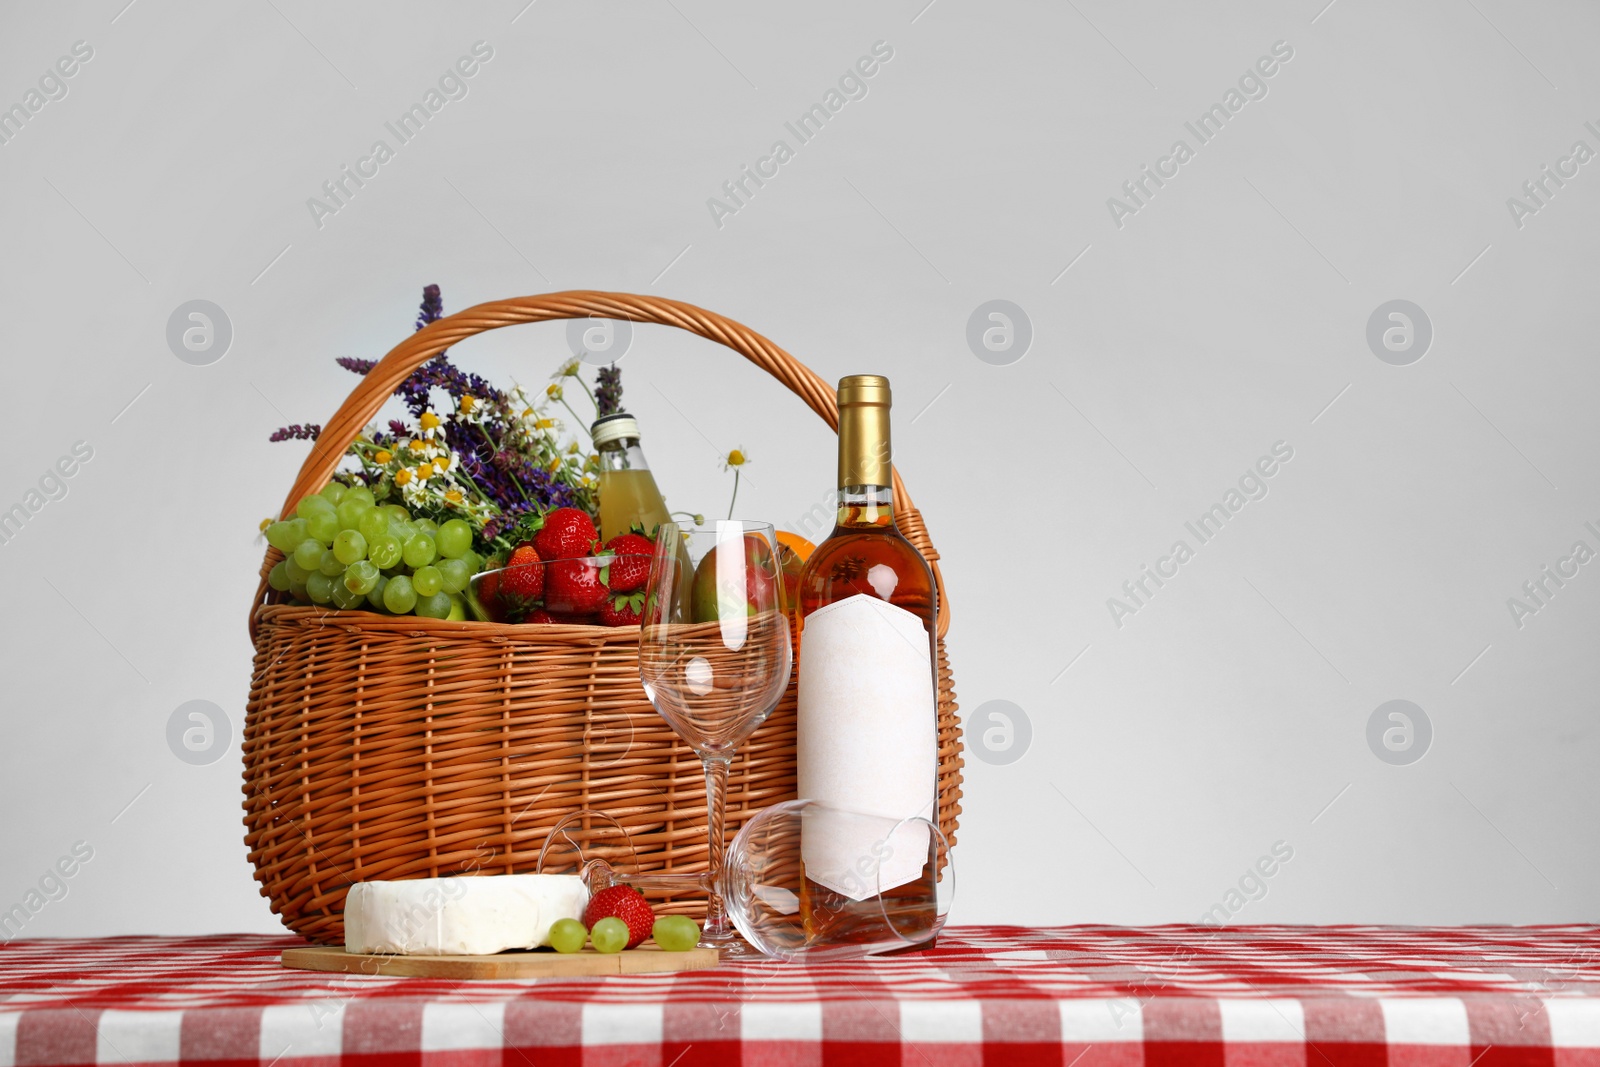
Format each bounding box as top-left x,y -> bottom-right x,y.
281,944 -> 720,979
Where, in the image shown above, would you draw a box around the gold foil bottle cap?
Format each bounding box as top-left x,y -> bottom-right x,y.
836,375 -> 892,488
837,374 -> 891,407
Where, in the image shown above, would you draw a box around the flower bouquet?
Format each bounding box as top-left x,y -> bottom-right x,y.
261,285 -> 667,626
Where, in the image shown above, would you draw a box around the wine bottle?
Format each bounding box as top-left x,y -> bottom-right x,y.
795,374 -> 940,945
592,413 -> 671,541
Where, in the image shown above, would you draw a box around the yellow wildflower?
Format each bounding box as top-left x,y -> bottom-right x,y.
408,439 -> 426,454
419,412 -> 441,431
415,464 -> 431,482
460,395 -> 478,414
395,468 -> 413,487
721,448 -> 748,470
546,384 -> 562,399
373,449 -> 393,464
444,489 -> 465,506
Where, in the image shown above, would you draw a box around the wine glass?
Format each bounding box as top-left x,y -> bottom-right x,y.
636,520 -> 791,955
538,800 -> 953,961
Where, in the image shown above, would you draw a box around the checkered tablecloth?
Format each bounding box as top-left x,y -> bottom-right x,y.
5,926 -> 1600,1065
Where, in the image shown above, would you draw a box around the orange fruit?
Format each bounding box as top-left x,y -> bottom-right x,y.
775,531 -> 816,561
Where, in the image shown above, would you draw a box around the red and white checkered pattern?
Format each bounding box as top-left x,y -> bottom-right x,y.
4,926 -> 1600,1065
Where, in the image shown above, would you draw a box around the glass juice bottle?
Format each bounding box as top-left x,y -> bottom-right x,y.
592,414 -> 672,541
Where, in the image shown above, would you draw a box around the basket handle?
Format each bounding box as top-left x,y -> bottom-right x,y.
265,291 -> 950,637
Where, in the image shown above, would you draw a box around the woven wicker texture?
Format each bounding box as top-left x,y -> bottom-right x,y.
243,291 -> 963,944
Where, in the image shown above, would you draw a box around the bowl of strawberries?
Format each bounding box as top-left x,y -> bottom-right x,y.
468,506 -> 654,626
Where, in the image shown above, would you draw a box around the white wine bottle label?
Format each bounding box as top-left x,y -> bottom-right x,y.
797,593 -> 937,901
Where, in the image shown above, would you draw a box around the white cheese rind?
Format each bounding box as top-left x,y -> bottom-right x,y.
344,874 -> 589,955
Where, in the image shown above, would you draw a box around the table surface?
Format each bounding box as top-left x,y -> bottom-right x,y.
4,925 -> 1600,1065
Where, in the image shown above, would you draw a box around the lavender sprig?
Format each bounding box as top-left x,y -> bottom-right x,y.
269,423 -> 321,442
596,364 -> 622,417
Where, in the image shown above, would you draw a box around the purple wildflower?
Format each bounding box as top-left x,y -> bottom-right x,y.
269,424 -> 321,442
416,284 -> 443,331
336,357 -> 376,375
596,364 -> 622,417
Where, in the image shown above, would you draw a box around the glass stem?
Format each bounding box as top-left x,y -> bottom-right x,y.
701,755 -> 733,940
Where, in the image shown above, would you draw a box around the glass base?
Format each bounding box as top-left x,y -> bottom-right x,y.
702,934 -> 769,960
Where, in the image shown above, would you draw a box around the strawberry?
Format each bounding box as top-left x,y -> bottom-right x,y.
545,557 -> 608,614
599,590 -> 646,627
498,544 -> 545,602
583,885 -> 654,949
533,508 -> 599,561
525,609 -> 555,624
602,533 -> 654,593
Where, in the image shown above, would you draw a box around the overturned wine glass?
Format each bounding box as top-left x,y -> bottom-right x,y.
537,800 -> 953,961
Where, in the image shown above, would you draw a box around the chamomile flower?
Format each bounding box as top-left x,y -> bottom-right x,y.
552,356 -> 582,380
721,448 -> 749,520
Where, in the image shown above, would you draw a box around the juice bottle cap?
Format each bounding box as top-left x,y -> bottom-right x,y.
591,413 -> 640,448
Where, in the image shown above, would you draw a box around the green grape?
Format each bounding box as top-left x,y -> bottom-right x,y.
447,595 -> 467,621
267,560 -> 291,592
344,560 -> 379,595
367,573 -> 390,611
330,581 -> 365,610
368,534 -> 402,569
590,917 -> 628,954
333,530 -> 367,565
412,565 -> 443,597
358,508 -> 391,542
293,538 -> 326,571
305,510 -> 340,544
383,575 -> 417,614
337,498 -> 372,531
402,534 -> 437,568
651,915 -> 700,952
414,518 -> 439,537
459,549 -> 483,574
389,520 -> 417,544
306,571 -> 334,604
547,918 -> 587,953
385,504 -> 411,522
316,549 -> 344,577
437,558 -> 471,594
415,591 -> 452,619
265,519 -> 308,552
284,556 -> 312,584
319,482 -> 348,505
435,519 -> 472,559
344,485 -> 376,509
297,494 -> 336,520
288,575 -> 310,602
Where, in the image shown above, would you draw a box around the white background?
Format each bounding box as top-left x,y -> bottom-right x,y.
1,0 -> 1596,938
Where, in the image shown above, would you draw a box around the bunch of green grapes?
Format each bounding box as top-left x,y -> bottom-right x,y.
262,482 -> 482,619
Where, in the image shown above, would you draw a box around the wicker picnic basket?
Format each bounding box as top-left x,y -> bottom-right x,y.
243,291 -> 963,944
